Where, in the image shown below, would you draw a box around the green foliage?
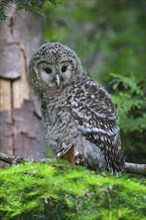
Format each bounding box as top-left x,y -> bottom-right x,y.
0,162 -> 146,220
110,73 -> 146,163
0,0 -> 58,21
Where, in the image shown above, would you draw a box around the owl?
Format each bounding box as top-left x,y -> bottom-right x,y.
28,42 -> 125,174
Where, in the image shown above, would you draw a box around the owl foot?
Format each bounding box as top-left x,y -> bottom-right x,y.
75,152 -> 84,165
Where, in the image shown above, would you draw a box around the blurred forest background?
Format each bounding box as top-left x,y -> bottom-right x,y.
42,0 -> 146,163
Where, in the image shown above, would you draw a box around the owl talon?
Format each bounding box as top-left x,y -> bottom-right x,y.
75,152 -> 84,165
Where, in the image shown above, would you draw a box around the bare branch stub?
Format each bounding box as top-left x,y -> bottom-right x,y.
125,162 -> 146,176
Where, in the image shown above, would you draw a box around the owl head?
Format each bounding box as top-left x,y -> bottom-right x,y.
28,42 -> 84,96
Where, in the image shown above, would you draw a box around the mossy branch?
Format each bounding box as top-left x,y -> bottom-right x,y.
0,152 -> 146,176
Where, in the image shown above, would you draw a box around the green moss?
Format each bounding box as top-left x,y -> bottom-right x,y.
0,162 -> 145,220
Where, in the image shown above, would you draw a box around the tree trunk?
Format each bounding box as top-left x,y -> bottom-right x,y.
0,6 -> 46,167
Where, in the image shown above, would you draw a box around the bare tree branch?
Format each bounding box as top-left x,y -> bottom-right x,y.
0,152 -> 55,165
125,162 -> 146,176
0,152 -> 146,175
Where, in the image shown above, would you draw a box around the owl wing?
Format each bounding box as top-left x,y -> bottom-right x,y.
71,78 -> 125,173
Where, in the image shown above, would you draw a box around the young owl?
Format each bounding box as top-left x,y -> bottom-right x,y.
28,42 -> 125,174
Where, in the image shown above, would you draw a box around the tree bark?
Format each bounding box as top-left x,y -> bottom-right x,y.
0,152 -> 54,164
0,5 -> 46,167
125,162 -> 146,176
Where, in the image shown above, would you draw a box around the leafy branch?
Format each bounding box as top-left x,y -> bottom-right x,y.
0,0 -> 59,20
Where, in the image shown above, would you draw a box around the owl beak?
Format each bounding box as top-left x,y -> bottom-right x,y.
55,74 -> 60,87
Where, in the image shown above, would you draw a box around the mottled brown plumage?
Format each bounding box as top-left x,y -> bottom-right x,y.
28,42 -> 125,174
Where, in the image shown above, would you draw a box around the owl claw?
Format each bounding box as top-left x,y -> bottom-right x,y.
75,152 -> 84,165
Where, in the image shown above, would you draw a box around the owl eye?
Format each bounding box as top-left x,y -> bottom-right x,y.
45,68 -> 52,74
61,65 -> 67,73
